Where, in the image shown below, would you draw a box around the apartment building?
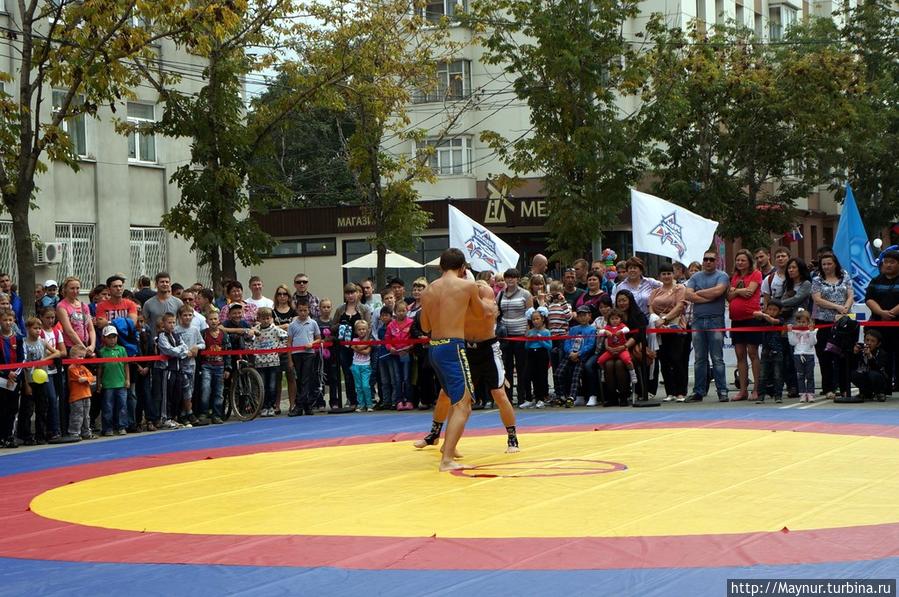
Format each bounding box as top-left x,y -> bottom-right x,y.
0,1 -> 222,292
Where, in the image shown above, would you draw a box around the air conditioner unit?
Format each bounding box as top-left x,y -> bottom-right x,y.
35,242 -> 64,265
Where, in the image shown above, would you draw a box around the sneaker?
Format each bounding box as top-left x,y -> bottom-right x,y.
586,396 -> 598,407
519,401 -> 535,409
211,416 -> 224,424
564,397 -> 574,408
355,408 -> 363,413
718,394 -> 729,402
683,394 -> 703,403
145,422 -> 157,432
81,433 -> 97,440
825,392 -> 836,400
195,416 -> 210,426
188,414 -> 200,425
484,401 -> 494,409
161,420 -> 180,430
662,395 -> 675,402
535,400 -> 545,409
755,395 -> 766,404
573,396 -> 586,407
806,394 -> 816,403
366,407 -> 374,412
260,408 -> 271,417
775,396 -> 783,403
288,406 -> 302,417
117,428 -> 127,436
101,430 -> 114,437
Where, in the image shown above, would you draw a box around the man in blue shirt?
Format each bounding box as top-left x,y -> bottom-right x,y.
0,273 -> 24,332
682,250 -> 731,402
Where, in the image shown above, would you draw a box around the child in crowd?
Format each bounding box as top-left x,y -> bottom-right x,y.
351,320 -> 373,412
596,309 -> 637,385
175,305 -> 205,425
0,309 -> 22,448
313,298 -> 337,410
592,295 -> 614,331
852,329 -> 890,401
287,297 -> 321,416
66,344 -> 95,440
154,313 -> 194,429
200,311 -> 231,424
546,281 -> 572,380
787,308 -> 817,403
373,306 -> 395,410
21,317 -> 61,444
386,299 -> 414,410
555,306 -> 596,407
135,313 -> 155,430
521,307 -> 551,409
254,307 -> 288,417
754,302 -> 785,403
97,326 -> 129,436
38,307 -> 65,440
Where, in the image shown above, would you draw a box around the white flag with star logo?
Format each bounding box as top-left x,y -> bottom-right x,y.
449,205 -> 520,274
630,189 -> 719,266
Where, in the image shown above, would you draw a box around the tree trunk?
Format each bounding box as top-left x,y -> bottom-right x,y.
209,248 -> 222,297
376,242 -> 387,290
9,193 -> 36,315
222,249 -> 237,285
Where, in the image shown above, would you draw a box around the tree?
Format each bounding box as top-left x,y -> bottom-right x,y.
469,0 -> 647,262
641,17 -> 863,248
318,0 -> 470,288
837,0 -> 899,232
0,0 -> 226,310
249,74 -> 361,208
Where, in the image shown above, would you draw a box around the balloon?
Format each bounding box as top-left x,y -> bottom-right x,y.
31,368 -> 48,384
873,238 -> 883,250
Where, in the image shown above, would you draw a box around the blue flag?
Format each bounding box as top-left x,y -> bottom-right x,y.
833,184 -> 879,303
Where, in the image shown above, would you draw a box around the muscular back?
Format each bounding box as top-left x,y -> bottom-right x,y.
465,284 -> 499,341
421,272 -> 484,339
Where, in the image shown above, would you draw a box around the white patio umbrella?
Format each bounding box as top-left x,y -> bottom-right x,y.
424,257 -> 441,267
342,249 -> 423,269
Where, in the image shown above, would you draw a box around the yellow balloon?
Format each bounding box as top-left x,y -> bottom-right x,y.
31,368 -> 48,384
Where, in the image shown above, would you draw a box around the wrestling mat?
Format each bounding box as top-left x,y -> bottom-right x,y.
1,407 -> 898,595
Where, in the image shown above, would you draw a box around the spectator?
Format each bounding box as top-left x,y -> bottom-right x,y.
33,284 -> 45,313
408,278 -> 436,409
88,284 -> 108,318
754,247 -> 774,277
776,258 -> 813,323
529,274 -> 548,308
574,272 -> 608,319
591,260 -> 615,294
38,307 -> 65,440
179,290 -> 209,332
753,302 -> 786,403
520,307 -> 551,409
272,284 -> 297,414
133,275 -> 155,306
649,263 -> 688,401
220,280 -> 258,327
20,317 -> 61,445
727,249 -> 763,401
687,261 -> 701,277
200,311 -> 230,424
682,249 -> 730,402
171,283 -> 184,299
141,272 -> 184,334
498,268 -> 533,405
612,256 -> 661,316
672,262 -> 688,284
292,273 -> 321,319
0,272 -> 24,332
613,289 -> 654,400
526,254 -> 552,284
561,267 -> 585,307
56,276 -> 96,356
253,307 -> 288,418
573,258 -> 589,290
812,252 -> 853,400
96,326 -> 129,436
350,320 -> 374,412
555,306 -> 596,407
288,297 -> 322,416
65,345 -> 95,441
761,247 -> 791,308
390,278 -> 408,305
153,312 -> 193,429
865,249 -> 899,391
246,276 -> 273,310
196,288 -> 218,319
39,280 -> 60,310
174,305 -> 205,426
546,280 -> 572,381
95,274 -> 138,328
314,298 -> 340,409
851,329 -> 890,401
334,283 -> 372,408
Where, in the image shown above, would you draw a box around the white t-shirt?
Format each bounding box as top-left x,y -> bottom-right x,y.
761,271 -> 786,302
39,327 -> 64,374
247,296 -> 274,310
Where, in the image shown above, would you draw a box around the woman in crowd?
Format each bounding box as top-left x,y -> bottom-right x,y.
574,272 -> 608,318
498,269 -> 533,405
778,258 -> 813,323
649,263 -> 689,401
529,274 -> 549,308
408,278 -> 437,408
272,284 -> 297,414
333,283 -> 372,408
612,256 -> 661,316
603,289 -> 651,405
220,280 -> 258,326
812,252 -> 853,400
56,276 -> 95,356
727,249 -> 763,401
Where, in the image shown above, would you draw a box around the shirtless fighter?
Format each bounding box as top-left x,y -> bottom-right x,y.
420,248 -> 491,472
415,280 -> 520,454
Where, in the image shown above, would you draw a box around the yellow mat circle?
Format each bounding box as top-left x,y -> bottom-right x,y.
31,428 -> 899,538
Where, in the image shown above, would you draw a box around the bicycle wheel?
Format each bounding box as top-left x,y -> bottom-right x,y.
230,367 -> 264,421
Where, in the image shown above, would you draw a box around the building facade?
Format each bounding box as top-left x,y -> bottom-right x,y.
0,2 -> 227,293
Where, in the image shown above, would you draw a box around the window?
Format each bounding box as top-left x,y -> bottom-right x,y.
413,60 -> 472,103
0,221 -> 17,281
55,223 -> 96,288
52,90 -> 87,157
127,102 -> 156,163
418,0 -> 467,22
417,137 -> 473,175
769,4 -> 796,40
129,227 -> 167,281
270,238 -> 337,258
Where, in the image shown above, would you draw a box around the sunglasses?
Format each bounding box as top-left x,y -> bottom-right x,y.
703,257 -> 716,262
294,280 -> 308,284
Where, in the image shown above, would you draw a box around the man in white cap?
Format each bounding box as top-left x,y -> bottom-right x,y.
39,280 -> 60,309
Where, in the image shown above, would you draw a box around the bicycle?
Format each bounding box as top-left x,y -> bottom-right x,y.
227,358 -> 264,421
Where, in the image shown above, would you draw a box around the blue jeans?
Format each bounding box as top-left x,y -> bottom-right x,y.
351,363 -> 373,408
259,366 -> 280,409
200,365 -> 225,417
101,387 -> 128,432
691,316 -> 727,398
377,354 -> 395,406
391,353 -> 412,403
793,354 -> 816,395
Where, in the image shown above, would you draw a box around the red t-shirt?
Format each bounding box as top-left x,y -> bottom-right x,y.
95,298 -> 138,323
729,270 -> 763,321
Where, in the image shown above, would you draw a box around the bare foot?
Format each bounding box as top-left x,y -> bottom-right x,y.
413,438 -> 438,449
440,444 -> 463,459
505,445 -> 520,454
439,459 -> 466,472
